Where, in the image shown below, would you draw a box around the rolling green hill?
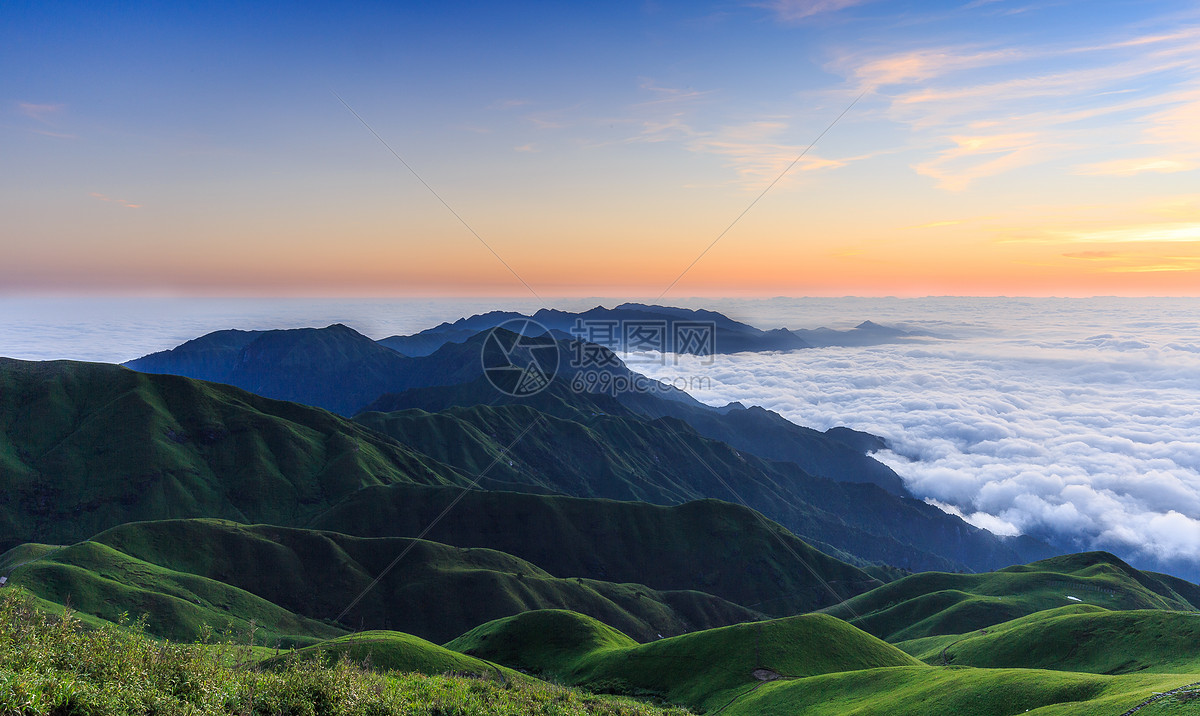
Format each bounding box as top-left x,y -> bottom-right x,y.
356,398 -> 1033,575
0,538 -> 345,646
900,605 -> 1200,674
311,483 -> 879,615
448,609 -> 922,712
721,666 -> 1200,716
821,551 -> 1200,642
4,519 -> 761,644
363,373 -> 910,496
261,630 -> 526,681
0,359 -> 466,552
445,610 -> 639,675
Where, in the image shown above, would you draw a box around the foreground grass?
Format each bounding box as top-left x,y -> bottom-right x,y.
0,588 -> 689,716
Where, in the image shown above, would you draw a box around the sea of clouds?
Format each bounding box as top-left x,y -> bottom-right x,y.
4,296 -> 1199,579
641,298 -> 1200,579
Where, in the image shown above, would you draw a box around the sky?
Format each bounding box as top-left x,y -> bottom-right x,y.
3,0 -> 1200,297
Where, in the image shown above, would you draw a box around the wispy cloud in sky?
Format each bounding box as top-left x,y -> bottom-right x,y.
18,102 -> 64,121
686,119 -> 847,187
612,80 -> 863,188
1077,157 -> 1198,177
635,79 -> 714,107
913,131 -> 1052,191
89,192 -> 142,209
847,47 -> 1024,90
15,102 -> 76,138
833,21 -> 1200,191
750,0 -> 874,22
489,98 -> 530,110
901,219 -> 970,230
1061,222 -> 1200,244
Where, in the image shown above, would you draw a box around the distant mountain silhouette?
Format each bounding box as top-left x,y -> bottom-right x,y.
126,324 -> 413,415
378,303 -> 808,356
126,324 -> 496,415
790,319 -> 937,347
127,323 -> 700,416
377,304 -> 937,356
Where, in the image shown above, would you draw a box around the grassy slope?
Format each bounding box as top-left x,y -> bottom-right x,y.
446,610 -> 640,675
900,605 -> 1200,674
8,519 -> 760,644
0,543 -> 61,574
311,483 -> 879,616
821,551 -> 1200,642
448,609 -> 921,712
725,666 -> 1200,716
362,367 -> 912,498
5,539 -> 345,646
0,359 -> 465,552
262,630 -> 527,682
357,397 -> 1029,575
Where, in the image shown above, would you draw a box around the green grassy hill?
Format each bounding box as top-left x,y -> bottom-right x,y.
446,610 -> 639,676
722,665 -> 1200,716
311,483 -> 879,615
0,359 -> 466,552
449,609 -> 921,712
899,605 -> 1200,674
5,519 -> 760,644
262,630 -> 526,681
0,534 -> 349,646
4,538 -> 345,646
357,401 -> 992,575
821,551 -> 1200,642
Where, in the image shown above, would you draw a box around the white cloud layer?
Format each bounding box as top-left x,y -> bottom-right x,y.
639,298 -> 1200,579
